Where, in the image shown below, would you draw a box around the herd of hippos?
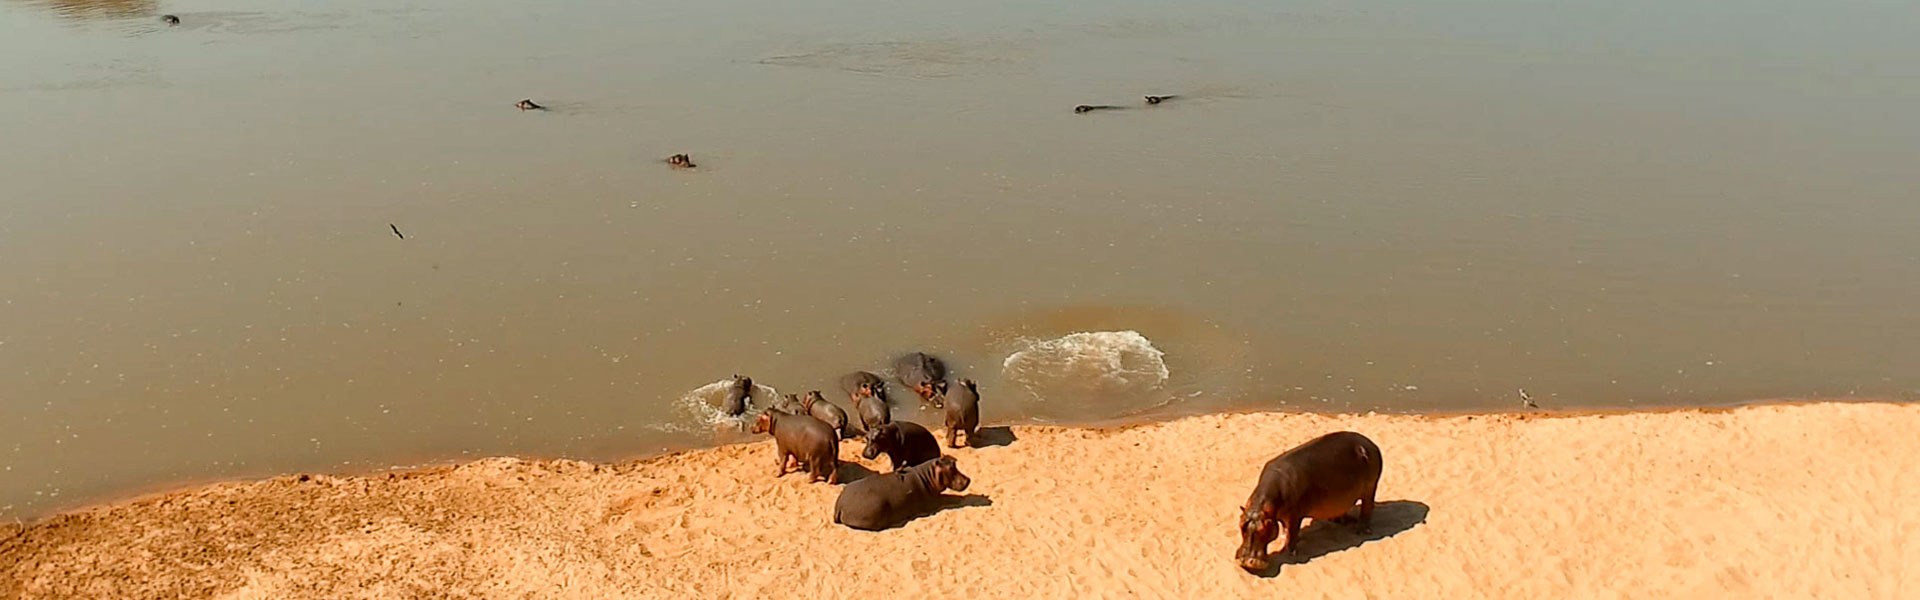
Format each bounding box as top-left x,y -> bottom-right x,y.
152,11 -> 1377,571
722,352 -> 1386,574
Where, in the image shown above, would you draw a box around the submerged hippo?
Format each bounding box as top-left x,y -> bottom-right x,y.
893,352 -> 948,408
666,153 -> 696,169
751,408 -> 840,484
943,378 -> 980,448
861,421 -> 942,471
515,99 -> 545,111
719,374 -> 753,416
161,14 -> 180,26
1235,431 -> 1383,573
802,391 -> 852,439
832,455 -> 970,531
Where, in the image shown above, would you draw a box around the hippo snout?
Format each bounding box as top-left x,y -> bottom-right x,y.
1238,556 -> 1270,572
948,473 -> 970,492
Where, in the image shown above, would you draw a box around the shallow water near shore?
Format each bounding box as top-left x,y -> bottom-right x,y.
3,0 -> 1919,519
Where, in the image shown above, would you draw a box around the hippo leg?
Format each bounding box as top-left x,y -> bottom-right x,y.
827,465 -> 840,484
1279,516 -> 1303,556
776,451 -> 792,476
1357,490 -> 1376,534
947,428 -> 960,449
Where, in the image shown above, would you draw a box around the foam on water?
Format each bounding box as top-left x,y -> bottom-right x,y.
675,379 -> 781,431
1001,331 -> 1170,402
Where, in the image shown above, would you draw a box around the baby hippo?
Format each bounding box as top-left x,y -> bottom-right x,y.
771,393 -> 808,414
893,352 -> 948,408
719,374 -> 753,416
861,421 -> 942,471
832,455 -> 971,531
850,382 -> 892,436
802,391 -> 853,439
750,409 -> 840,484
943,379 -> 980,448
1235,431 -> 1383,573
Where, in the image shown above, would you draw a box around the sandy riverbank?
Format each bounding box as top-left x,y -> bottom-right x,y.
3,401 -> 1915,598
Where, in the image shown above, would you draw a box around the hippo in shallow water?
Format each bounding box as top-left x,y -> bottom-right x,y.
161,14 -> 180,26
850,385 -> 891,436
719,374 -> 753,416
839,371 -> 886,402
1235,431 -> 1383,573
832,455 -> 970,530
751,408 -> 840,484
771,393 -> 807,414
802,391 -> 852,439
943,379 -> 980,448
893,352 -> 948,408
861,421 -> 942,471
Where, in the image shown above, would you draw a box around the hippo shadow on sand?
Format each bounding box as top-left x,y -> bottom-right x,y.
965,426 -> 1017,448
1250,500 -> 1430,578
914,494 -> 995,526
835,461 -> 881,484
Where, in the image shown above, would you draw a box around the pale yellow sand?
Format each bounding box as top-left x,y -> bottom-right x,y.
4,402 -> 1916,599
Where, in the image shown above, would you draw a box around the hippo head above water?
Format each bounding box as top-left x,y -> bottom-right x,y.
1235,504 -> 1280,572
914,379 -> 949,407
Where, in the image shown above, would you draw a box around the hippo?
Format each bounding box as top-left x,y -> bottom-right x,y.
943,379 -> 980,448
161,14 -> 180,26
1144,95 -> 1177,105
802,391 -> 852,439
771,393 -> 808,414
832,455 -> 970,531
666,154 -> 696,169
861,421 -> 942,471
892,352 -> 948,408
719,374 -> 753,416
1074,104 -> 1120,113
1235,431 -> 1383,573
750,408 -> 840,484
838,371 -> 887,402
851,387 -> 891,436
515,99 -> 545,111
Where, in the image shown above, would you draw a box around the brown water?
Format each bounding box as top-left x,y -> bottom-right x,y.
3,0 -> 1917,519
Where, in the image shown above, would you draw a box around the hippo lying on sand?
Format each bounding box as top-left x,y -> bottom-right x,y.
1235,431 -> 1383,572
833,455 -> 970,531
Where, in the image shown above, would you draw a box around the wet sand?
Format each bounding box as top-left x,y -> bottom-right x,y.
3,400 -> 1913,598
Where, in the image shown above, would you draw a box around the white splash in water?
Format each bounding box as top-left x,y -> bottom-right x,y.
1002,331 -> 1170,399
674,379 -> 779,430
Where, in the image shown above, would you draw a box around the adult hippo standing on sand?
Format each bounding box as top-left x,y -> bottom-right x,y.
943,379 -> 980,448
833,455 -> 971,531
893,352 -> 948,408
750,409 -> 840,484
1235,431 -> 1383,573
861,421 -> 942,471
719,375 -> 754,416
